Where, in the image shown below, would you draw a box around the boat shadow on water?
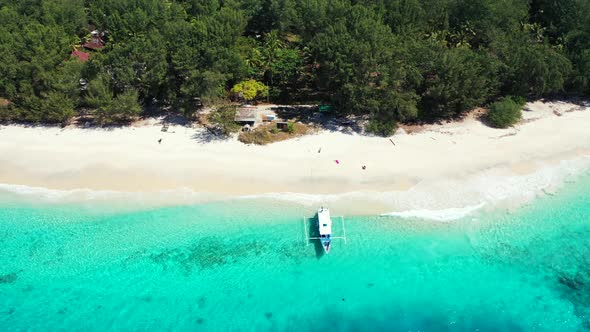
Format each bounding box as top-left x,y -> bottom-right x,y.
306,214 -> 325,259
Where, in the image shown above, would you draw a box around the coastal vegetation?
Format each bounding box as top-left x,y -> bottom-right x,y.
0,0 -> 589,132
238,121 -> 311,145
231,80 -> 269,102
486,97 -> 524,128
207,104 -> 241,135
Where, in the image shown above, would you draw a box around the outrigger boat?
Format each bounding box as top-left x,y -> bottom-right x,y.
317,207 -> 332,254
303,207 -> 346,254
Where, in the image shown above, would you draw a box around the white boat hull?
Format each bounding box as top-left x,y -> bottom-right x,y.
318,207 -> 332,254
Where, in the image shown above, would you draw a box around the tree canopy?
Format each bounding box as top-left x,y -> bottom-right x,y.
0,0 -> 588,129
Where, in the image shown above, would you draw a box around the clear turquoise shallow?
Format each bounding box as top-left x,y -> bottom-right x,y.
0,173 -> 589,331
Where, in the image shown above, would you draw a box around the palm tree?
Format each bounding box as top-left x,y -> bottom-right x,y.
261,30 -> 285,100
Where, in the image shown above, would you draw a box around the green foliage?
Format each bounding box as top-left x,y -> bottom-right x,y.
286,121 -> 295,134
92,88 -> 142,126
510,95 -> 527,107
487,97 -> 522,128
209,105 -> 240,135
40,92 -> 76,124
231,79 -> 269,101
85,75 -> 112,109
239,121 -> 311,145
491,34 -> 572,98
567,43 -> 590,95
0,0 -> 589,126
242,30 -> 306,101
419,47 -> 500,119
366,118 -> 397,137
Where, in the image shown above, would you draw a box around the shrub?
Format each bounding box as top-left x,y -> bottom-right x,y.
287,121 -> 295,133
487,97 -> 522,128
510,95 -> 527,107
239,122 -> 311,145
366,118 -> 397,136
239,128 -> 272,145
208,105 -> 240,135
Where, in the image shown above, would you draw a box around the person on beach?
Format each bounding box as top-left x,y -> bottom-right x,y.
362,165 -> 366,170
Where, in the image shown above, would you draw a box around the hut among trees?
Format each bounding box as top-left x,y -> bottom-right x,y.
83,30 -> 105,50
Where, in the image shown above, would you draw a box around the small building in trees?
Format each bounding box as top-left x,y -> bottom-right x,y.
235,107 -> 257,126
71,30 -> 106,63
234,106 -> 283,129
83,30 -> 105,50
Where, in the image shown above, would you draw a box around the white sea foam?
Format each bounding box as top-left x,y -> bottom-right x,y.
1,156 -> 589,219
0,183 -> 222,208
381,203 -> 486,221
238,155 -> 590,219
0,183 -> 103,200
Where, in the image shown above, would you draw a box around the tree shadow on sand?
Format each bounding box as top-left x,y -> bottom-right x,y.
191,128 -> 229,143
271,105 -> 365,136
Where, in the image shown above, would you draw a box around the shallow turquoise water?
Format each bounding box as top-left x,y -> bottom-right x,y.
0,174 -> 589,331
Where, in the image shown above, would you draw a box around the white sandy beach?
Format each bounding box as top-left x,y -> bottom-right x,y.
0,100 -> 589,216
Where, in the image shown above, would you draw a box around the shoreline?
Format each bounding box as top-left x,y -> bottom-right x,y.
1,100 -> 589,217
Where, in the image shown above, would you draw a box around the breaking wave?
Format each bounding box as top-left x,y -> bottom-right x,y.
381,203 -> 485,221
0,155 -> 589,219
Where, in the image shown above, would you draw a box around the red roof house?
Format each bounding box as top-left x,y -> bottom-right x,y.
71,50 -> 90,62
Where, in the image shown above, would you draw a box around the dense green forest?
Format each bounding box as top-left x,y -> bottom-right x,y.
0,0 -> 589,133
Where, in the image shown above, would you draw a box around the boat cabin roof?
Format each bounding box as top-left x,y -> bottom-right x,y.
318,207 -> 332,235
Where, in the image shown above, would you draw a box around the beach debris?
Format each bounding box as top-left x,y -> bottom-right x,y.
158,138 -> 162,144
362,165 -> 366,170
318,147 -> 322,153
335,160 -> 340,164
496,130 -> 518,139
389,138 -> 396,146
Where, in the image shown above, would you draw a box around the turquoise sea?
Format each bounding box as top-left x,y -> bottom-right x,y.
0,172 -> 589,331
